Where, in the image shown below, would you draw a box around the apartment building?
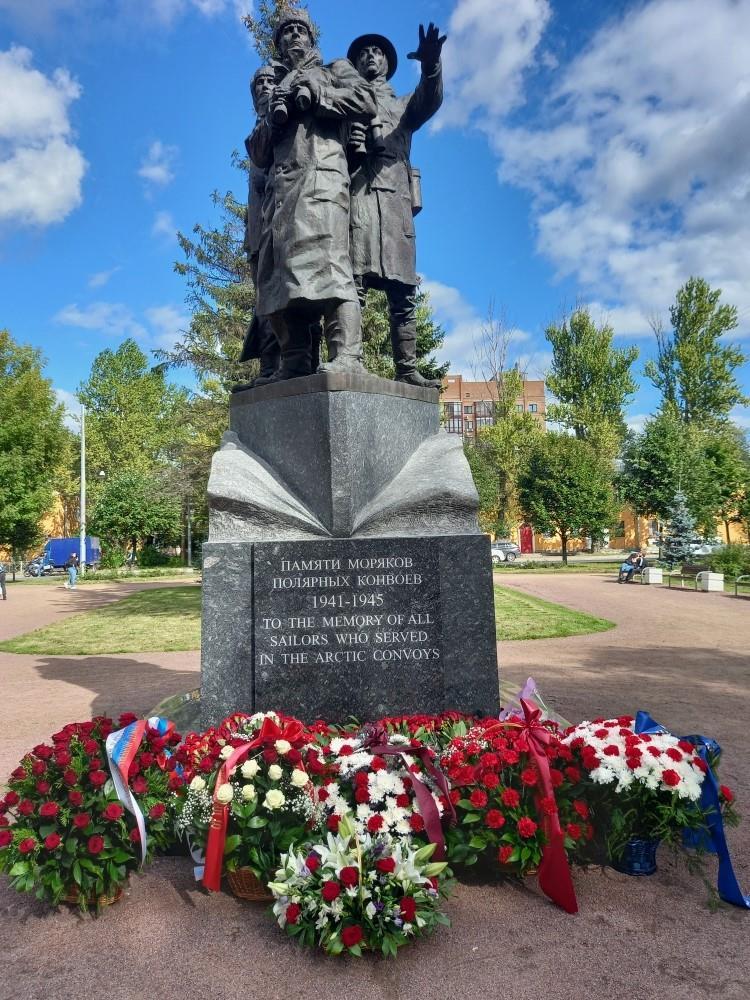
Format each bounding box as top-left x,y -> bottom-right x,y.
441,373 -> 546,438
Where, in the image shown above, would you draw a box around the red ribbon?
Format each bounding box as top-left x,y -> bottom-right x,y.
202,716 -> 306,892
485,699 -> 578,914
361,724 -> 455,861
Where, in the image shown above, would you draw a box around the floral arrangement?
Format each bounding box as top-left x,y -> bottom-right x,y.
562,716 -> 715,858
439,716 -> 592,875
268,815 -> 452,956
0,714 -> 182,911
173,710 -> 322,882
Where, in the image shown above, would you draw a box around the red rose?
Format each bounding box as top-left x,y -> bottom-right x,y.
63,769 -> 78,787
341,925 -> 363,948
103,803 -> 125,821
285,902 -> 301,925
305,853 -> 320,872
88,835 -> 105,855
566,823 -> 582,840
36,781 -> 51,795
18,800 -> 34,816
88,757 -> 103,770
469,789 -> 488,809
149,803 -> 166,820
19,837 -> 37,854
376,857 -> 396,874
119,712 -> 138,727
262,748 -> 278,764
31,761 -> 46,777
39,802 -> 59,818
131,775 -> 148,794
501,788 -> 520,809
44,833 -> 62,850
4,791 -> 19,807
0,816 -> 8,827
399,896 -> 417,922
326,814 -> 340,833
33,745 -> 53,760
0,830 -> 13,848
321,880 -> 341,902
73,812 -> 91,828
89,770 -> 107,787
662,769 -> 680,787
317,788 -> 329,802
69,791 -> 84,807
367,814 -> 384,833
339,866 -> 359,888
485,809 -> 506,829
408,813 -> 425,833
83,739 -> 99,754
517,817 -> 538,839
11,767 -> 26,781
287,748 -> 302,765
55,750 -> 72,767
130,828 -> 141,843
720,785 -> 735,803
520,767 -> 538,787
199,757 -> 214,773
498,844 -> 514,865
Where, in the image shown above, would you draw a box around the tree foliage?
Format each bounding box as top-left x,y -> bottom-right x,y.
242,0 -> 320,62
89,470 -> 182,555
662,491 -> 697,567
645,277 -> 748,426
0,330 -> 67,558
518,433 -> 618,564
545,307 -> 638,453
361,287 -> 448,382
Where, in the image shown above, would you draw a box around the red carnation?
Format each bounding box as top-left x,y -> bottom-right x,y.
678,740 -> 694,753
317,788 -> 329,802
367,814 -> 385,833
0,829 -> 13,848
566,822 -> 582,840
498,845 -> 513,865
485,809 -> 505,829
44,833 -> 62,850
305,853 -> 320,872
469,789 -> 488,809
603,745 -> 620,757
103,803 -> 125,821
482,771 -> 500,789
647,746 -> 661,758
88,835 -> 104,855
139,752 -> 155,768
400,896 -> 417,922
549,768 -> 563,788
89,770 -> 107,787
396,793 -> 410,808
339,866 -> 359,888
666,747 -> 683,762
18,800 -> 34,816
377,857 -> 396,874
625,757 -> 642,770
130,828 -> 141,843
341,925 -> 363,948
19,837 -> 37,854
0,816 -> 8,827
69,790 -> 84,807
480,752 -> 499,769
501,788 -> 520,809
573,799 -> 589,819
326,814 -> 341,833
73,812 -> 91,828
36,781 -> 51,795
520,767 -> 538,787
449,788 -> 461,806
408,813 -> 425,833
321,880 -> 341,902
355,787 -> 370,804
285,902 -> 301,925
517,817 -> 538,839
39,802 -> 59,818
338,744 -> 354,757
662,769 -> 681,787
594,728 -> 609,739
720,785 -> 735,803
538,795 -> 557,817
565,766 -> 581,783
149,803 -> 166,820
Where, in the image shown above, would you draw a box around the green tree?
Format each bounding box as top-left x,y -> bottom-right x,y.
645,277 -> 748,425
662,491 -> 697,567
701,425 -> 750,541
243,0 -> 320,62
89,470 -> 182,558
545,307 -> 638,453
0,330 -> 67,566
518,433 -> 618,564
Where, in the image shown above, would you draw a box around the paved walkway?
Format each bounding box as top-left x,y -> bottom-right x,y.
1,575 -> 749,1000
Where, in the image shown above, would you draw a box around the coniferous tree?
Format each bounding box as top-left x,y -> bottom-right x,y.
663,490 -> 697,567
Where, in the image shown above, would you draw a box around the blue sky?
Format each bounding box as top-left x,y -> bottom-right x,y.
1,0 -> 749,433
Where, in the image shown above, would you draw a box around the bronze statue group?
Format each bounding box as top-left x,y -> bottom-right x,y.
237,12 -> 446,391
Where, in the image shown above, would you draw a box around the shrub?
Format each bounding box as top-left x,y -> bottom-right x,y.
709,544 -> 750,579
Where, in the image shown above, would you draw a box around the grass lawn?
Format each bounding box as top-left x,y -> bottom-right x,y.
494,584 -> 615,641
0,586 -> 201,655
494,560 -> 623,575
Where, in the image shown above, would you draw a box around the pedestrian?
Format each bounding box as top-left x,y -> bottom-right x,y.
65,552 -> 79,590
0,562 -> 6,601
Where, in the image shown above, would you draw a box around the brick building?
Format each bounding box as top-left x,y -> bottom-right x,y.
440,374 -> 546,439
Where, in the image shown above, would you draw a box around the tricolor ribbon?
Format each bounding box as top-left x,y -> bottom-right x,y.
485,699 -> 579,914
202,716 -> 306,892
634,711 -> 750,909
105,716 -> 174,864
360,724 -> 456,860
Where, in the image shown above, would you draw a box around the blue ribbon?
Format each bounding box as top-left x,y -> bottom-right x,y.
634,711 -> 749,909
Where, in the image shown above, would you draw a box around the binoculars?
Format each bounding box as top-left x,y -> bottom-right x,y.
271,85 -> 313,125
348,118 -> 386,155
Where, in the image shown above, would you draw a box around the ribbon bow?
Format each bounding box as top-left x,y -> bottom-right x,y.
634,711 -> 749,909
484,699 -> 578,914
202,717 -> 306,892
359,724 -> 455,860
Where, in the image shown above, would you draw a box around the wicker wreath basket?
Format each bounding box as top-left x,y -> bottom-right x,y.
226,867 -> 273,902
63,885 -> 124,908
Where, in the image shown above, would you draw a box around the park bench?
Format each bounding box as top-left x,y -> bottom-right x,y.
666,563 -> 721,591
735,574 -> 750,598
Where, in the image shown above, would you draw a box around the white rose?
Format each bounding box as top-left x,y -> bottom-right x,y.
241,784 -> 256,801
241,758 -> 260,779
291,769 -> 309,788
216,783 -> 234,804
264,789 -> 286,810
220,745 -> 234,760
268,764 -> 283,781
275,739 -> 292,755
189,776 -> 206,792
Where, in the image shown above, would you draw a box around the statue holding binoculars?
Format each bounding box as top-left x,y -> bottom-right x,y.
248,11 -> 377,380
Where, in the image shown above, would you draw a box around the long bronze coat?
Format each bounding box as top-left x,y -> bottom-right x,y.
350,65 -> 443,286
249,52 -> 376,317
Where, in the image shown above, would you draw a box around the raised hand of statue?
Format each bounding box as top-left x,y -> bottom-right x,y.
407,22 -> 447,67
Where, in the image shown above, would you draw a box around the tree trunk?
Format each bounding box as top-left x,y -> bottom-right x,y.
561,531 -> 568,566
724,519 -> 731,544
11,545 -> 16,582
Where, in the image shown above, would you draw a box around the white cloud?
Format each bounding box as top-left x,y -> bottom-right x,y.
443,0 -> 750,337
421,276 -> 528,374
625,412 -> 650,434
137,140 -> 178,188
0,46 -> 86,227
54,386 -> 80,431
87,266 -> 120,288
53,299 -> 187,351
152,209 -> 176,240
144,304 -> 188,351
730,407 -> 750,431
0,0 -> 242,32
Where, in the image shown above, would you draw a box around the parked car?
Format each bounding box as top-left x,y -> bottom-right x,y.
688,538 -> 724,556
491,541 -> 521,565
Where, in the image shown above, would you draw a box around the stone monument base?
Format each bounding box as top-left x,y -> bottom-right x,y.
201,533 -> 498,725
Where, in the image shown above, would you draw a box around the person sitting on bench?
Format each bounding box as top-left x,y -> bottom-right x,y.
618,551 -> 644,583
